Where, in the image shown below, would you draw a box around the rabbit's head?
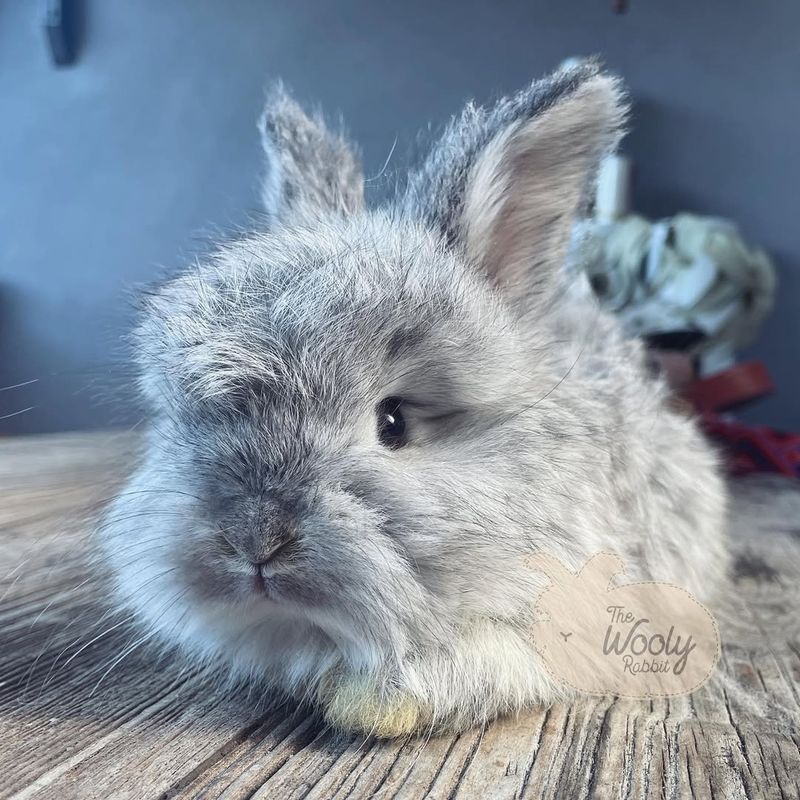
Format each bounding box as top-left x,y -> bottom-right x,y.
101,64 -> 626,682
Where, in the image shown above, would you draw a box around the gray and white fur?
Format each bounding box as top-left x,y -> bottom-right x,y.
100,63 -> 727,737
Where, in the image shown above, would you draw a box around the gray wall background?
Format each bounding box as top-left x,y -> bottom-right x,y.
1,1 -> 798,434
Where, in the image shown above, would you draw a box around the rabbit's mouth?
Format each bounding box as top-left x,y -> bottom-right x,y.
208,543 -> 337,613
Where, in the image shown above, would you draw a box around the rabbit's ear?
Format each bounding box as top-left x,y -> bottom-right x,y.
400,64 -> 626,310
259,84 -> 364,223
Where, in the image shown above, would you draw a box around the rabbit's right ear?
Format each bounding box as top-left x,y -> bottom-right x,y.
259,85 -> 364,223
399,63 -> 626,313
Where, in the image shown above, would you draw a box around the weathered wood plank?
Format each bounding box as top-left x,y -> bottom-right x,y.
0,433 -> 798,799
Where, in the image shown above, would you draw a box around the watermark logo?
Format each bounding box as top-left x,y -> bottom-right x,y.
525,552 -> 720,697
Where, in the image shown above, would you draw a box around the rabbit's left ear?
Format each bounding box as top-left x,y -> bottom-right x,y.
259,85 -> 364,223
400,65 -> 626,310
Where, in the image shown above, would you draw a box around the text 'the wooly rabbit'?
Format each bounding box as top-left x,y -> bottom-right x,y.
101,63 -> 727,737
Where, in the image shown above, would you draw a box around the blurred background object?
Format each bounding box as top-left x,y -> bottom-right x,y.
571,146 -> 792,478
43,0 -> 82,67
1,1 -> 798,434
574,208 -> 776,394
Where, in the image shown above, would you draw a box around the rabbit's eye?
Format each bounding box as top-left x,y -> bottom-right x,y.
377,397 -> 407,449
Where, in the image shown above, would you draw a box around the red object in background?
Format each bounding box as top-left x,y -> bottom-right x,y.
655,354 -> 798,479
701,414 -> 800,479
684,362 -> 774,413
679,360 -> 798,479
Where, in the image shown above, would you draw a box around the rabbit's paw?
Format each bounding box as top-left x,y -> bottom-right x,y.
319,673 -> 430,738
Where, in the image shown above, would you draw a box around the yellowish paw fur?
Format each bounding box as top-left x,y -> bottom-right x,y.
320,675 -> 429,738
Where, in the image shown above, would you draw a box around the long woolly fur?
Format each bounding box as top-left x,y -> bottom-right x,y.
98,62 -> 728,737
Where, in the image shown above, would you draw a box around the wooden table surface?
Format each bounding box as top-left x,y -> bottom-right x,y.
1,432 -> 798,800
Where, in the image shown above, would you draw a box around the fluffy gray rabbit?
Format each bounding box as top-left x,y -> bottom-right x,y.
101,63 -> 727,737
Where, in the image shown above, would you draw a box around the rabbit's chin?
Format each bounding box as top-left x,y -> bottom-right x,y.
111,557 -> 386,692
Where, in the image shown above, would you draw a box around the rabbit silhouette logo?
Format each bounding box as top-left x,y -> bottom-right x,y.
525,552 -> 720,697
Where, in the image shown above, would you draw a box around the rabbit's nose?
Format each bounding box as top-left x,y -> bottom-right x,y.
250,526 -> 296,594
250,514 -> 298,565
254,533 -> 295,566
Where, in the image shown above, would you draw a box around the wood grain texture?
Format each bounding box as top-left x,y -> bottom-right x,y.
0,432 -> 798,799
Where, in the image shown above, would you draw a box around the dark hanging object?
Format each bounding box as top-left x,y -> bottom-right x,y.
43,0 -> 81,66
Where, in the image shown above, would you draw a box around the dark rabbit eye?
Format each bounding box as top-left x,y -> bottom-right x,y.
377,397 -> 407,449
